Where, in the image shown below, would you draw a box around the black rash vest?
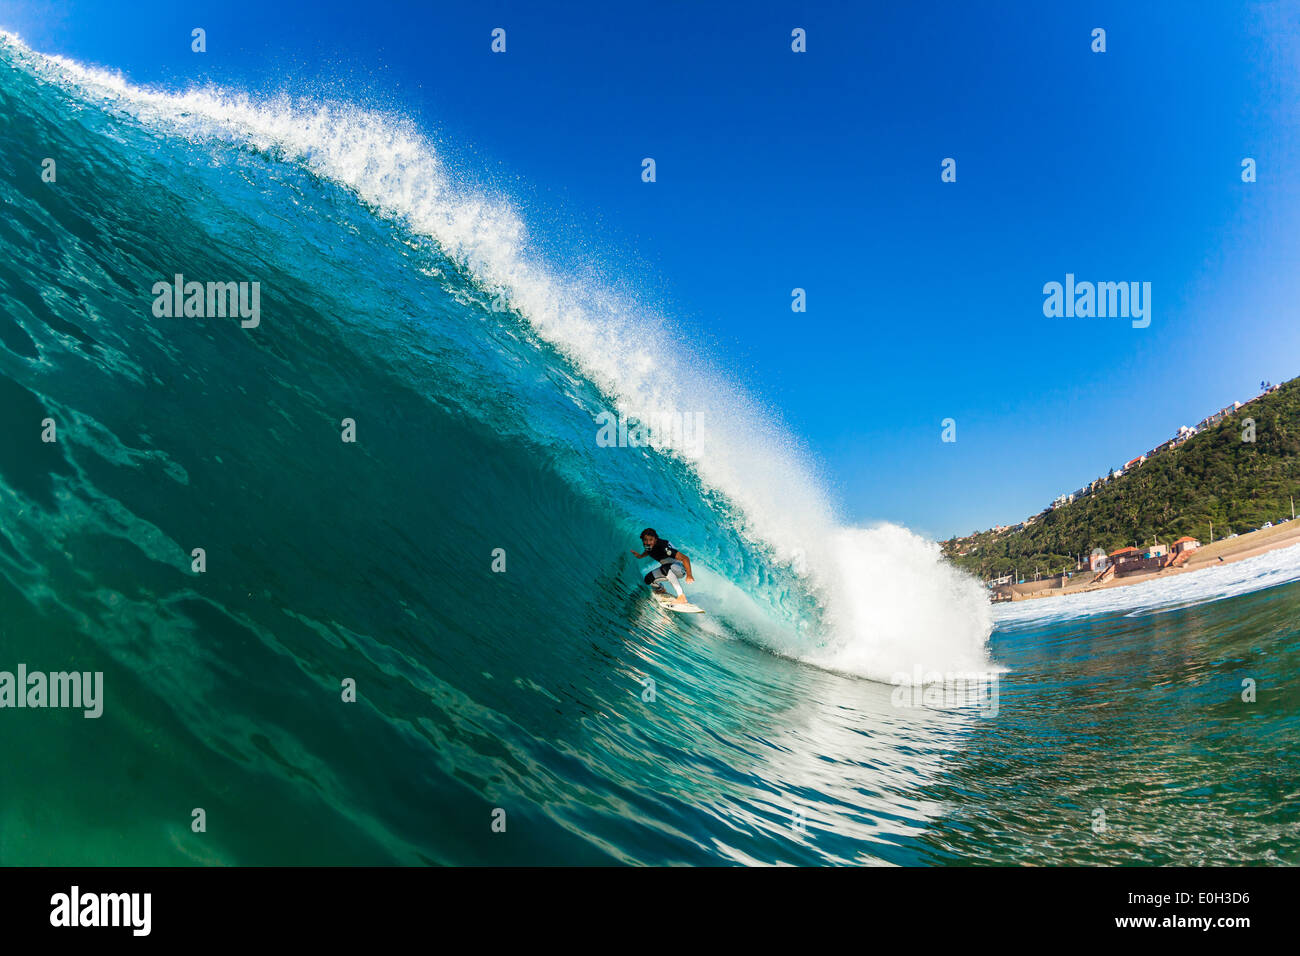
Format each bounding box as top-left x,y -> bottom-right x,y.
647,539 -> 679,563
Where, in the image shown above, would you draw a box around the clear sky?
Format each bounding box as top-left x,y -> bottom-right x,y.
4,0 -> 1299,539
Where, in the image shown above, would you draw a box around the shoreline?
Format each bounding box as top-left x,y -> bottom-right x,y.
999,519 -> 1300,602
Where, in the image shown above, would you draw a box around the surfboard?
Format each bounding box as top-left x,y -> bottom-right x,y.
651,591 -> 705,614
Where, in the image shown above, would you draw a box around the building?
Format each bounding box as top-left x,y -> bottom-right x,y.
1111,545 -> 1172,577
1196,402 -> 1243,432
1172,536 -> 1200,555
1109,546 -> 1140,569
1125,455 -> 1146,471
1088,547 -> 1110,572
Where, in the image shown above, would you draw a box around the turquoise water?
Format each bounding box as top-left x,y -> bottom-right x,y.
1,36 -> 1296,865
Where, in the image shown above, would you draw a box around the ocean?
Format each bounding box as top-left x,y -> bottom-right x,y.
1,33 -> 1296,866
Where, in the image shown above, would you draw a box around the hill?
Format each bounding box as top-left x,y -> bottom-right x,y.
943,378 -> 1300,580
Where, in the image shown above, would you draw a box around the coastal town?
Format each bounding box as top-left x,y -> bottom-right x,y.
987,519 -> 1300,602
944,380 -> 1297,601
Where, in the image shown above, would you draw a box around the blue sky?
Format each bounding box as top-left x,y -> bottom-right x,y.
4,0 -> 1299,538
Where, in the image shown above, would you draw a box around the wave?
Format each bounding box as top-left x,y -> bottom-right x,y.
0,30 -> 993,682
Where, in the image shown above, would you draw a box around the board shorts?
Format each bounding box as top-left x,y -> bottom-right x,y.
645,561 -> 686,586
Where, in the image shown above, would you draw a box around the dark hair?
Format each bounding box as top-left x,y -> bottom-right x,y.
640,528 -> 658,539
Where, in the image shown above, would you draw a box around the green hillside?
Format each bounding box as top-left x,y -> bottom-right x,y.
943,378 -> 1300,580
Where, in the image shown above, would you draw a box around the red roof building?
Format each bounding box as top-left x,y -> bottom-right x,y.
1109,546 -> 1141,567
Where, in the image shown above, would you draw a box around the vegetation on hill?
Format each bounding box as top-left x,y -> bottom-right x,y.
942,378 -> 1300,580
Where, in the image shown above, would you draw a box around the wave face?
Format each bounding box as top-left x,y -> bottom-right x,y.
0,34 -> 999,865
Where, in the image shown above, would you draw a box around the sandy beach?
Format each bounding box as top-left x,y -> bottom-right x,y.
1002,519 -> 1300,601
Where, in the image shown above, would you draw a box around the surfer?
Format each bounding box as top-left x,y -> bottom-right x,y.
631,528 -> 695,604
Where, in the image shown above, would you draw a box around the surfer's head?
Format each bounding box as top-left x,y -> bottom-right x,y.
640,528 -> 658,546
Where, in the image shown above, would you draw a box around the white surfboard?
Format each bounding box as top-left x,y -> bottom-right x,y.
652,591 -> 705,614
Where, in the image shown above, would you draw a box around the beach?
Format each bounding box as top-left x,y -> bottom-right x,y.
1001,519 -> 1300,601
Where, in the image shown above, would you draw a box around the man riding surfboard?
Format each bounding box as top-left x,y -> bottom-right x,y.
631,528 -> 695,604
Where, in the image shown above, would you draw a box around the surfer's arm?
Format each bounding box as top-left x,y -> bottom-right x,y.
677,552 -> 694,580
630,549 -> 646,558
